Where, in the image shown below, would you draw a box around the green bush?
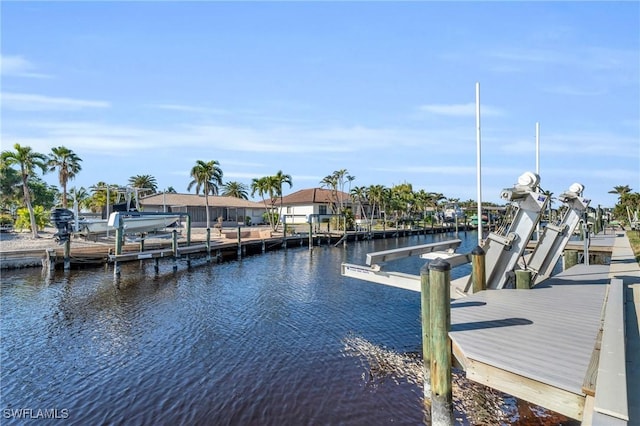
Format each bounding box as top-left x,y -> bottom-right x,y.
0,214 -> 13,226
14,206 -> 49,231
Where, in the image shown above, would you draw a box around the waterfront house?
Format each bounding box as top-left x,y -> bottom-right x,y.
139,193 -> 265,228
276,188 -> 356,225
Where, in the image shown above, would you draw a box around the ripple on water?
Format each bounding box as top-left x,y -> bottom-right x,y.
1,233 -> 575,425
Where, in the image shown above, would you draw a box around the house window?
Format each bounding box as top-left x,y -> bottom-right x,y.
319,205 -> 327,215
286,206 -> 292,214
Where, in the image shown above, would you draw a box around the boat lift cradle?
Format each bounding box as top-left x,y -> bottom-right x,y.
342,172 -> 553,294
524,183 -> 590,286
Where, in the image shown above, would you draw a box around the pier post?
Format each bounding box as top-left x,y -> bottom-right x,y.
63,238 -> 71,271
283,222 -> 287,249
172,229 -> 178,272
343,216 -> 347,247
564,250 -> 578,270
139,233 -> 145,253
186,215 -> 192,245
420,263 -> 431,398
308,221 -> 313,251
471,246 -> 486,293
115,222 -> 124,256
429,259 -> 453,425
515,269 -> 531,289
154,258 -> 159,273
45,248 -> 56,273
206,228 -> 211,262
237,226 -> 242,259
262,239 -> 266,253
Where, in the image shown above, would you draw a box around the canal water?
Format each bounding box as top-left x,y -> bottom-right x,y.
1,231 -> 575,425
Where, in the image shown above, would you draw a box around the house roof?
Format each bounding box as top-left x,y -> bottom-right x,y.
279,188 -> 351,205
140,193 -> 263,208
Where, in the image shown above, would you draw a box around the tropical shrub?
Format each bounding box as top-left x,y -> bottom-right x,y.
14,206 -> 49,231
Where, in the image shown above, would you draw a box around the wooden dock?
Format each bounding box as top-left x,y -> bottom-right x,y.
1,225 -> 468,270
449,231 -> 639,424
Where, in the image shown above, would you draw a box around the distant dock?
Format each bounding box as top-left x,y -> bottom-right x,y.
0,224 -> 472,270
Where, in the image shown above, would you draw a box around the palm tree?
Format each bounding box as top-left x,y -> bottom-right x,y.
69,186 -> 91,211
251,176 -> 279,231
366,184 -> 386,220
187,160 -> 223,229
47,146 -> 82,209
1,143 -> 48,238
128,174 -> 158,197
350,186 -> 369,222
0,158 -> 22,213
88,182 -> 120,214
609,185 -> 632,202
273,170 -> 292,231
221,181 -> 249,200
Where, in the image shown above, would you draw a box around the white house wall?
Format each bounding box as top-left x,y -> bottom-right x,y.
279,205 -> 317,224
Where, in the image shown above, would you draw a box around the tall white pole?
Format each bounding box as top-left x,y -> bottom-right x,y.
535,122 -> 541,240
535,122 -> 540,176
476,82 -> 483,247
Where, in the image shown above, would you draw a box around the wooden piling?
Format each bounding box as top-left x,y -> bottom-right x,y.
206,228 -> 211,262
471,246 -> 486,293
564,250 -> 578,270
237,226 -> 242,259
283,222 -> 287,249
429,259 -> 453,425
63,238 -> 71,271
420,263 -> 431,398
186,215 -> 192,245
515,269 -> 531,289
172,229 -> 178,272
308,222 -> 313,251
46,248 -> 55,272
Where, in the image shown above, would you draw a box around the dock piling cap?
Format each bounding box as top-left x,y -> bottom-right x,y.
429,258 -> 451,272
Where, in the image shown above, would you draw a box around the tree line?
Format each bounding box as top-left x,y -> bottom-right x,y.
3,142 -> 638,237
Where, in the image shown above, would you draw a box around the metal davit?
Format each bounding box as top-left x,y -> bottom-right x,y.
526,183 -> 590,286
472,171 -> 548,290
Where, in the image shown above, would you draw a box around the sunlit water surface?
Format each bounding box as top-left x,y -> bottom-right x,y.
1,232 -> 575,425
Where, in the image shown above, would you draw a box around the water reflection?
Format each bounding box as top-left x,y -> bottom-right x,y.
1,232 -> 574,425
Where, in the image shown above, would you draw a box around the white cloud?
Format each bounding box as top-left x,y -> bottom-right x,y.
418,102 -> 505,117
2,92 -> 110,111
151,103 -> 228,115
0,54 -> 51,78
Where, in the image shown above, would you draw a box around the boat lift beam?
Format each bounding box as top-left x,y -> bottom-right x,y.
465,171 -> 548,291
365,239 -> 462,269
341,239 -> 464,292
526,183 -> 590,285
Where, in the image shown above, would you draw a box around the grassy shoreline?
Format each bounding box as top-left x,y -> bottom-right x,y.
628,230 -> 640,264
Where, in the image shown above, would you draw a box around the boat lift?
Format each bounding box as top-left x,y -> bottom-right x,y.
341,172 -> 553,294
465,171 -> 548,290
524,183 -> 590,285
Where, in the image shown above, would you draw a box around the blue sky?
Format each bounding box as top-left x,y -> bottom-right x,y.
2,1 -> 638,207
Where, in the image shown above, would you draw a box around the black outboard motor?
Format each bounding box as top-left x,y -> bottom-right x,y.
51,208 -> 74,244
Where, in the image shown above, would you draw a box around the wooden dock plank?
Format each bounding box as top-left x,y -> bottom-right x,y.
465,358 -> 585,420
449,264 -> 610,419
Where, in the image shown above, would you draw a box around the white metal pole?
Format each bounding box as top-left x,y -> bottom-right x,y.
476,82 -> 483,247
535,122 -> 540,176
535,122 -> 542,240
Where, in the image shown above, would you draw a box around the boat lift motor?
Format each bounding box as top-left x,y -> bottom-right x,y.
525,183 -> 590,285
468,171 -> 549,290
51,208 -> 75,244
